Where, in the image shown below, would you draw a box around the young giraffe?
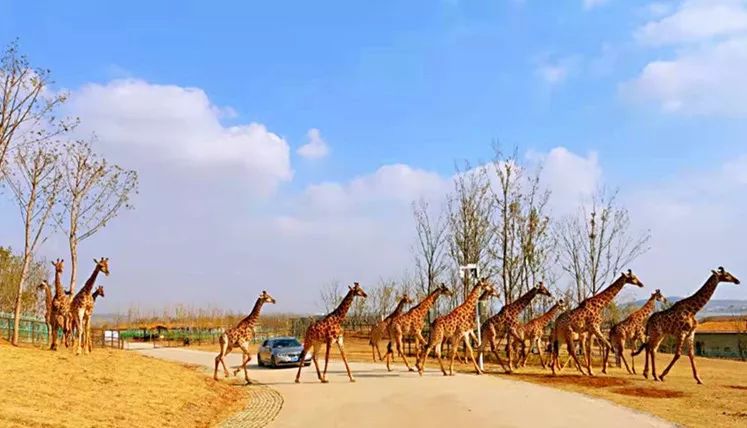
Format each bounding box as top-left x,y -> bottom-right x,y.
602,289 -> 666,375
213,290 -> 276,383
295,282 -> 367,384
512,298 -> 567,369
634,267 -> 740,384
70,258 -> 110,355
369,294 -> 413,362
416,279 -> 495,376
384,283 -> 453,372
37,281 -> 53,346
50,259 -> 72,350
550,270 -> 644,376
82,285 -> 105,353
478,282 -> 552,374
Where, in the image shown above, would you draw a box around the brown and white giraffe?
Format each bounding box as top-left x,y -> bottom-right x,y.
416,279 -> 495,376
214,290 -> 276,383
50,259 -> 72,350
602,289 -> 666,374
82,285 -> 105,353
37,280 -> 53,345
369,293 -> 413,362
70,258 -> 110,355
550,270 -> 644,376
478,282 -> 552,373
512,298 -> 567,369
384,283 -> 453,372
634,267 -> 740,384
295,282 -> 367,384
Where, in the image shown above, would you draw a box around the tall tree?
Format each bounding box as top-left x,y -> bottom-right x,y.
0,246 -> 47,314
446,162 -> 495,302
556,189 -> 650,303
2,143 -> 61,345
56,139 -> 138,293
412,198 -> 448,313
0,40 -> 71,175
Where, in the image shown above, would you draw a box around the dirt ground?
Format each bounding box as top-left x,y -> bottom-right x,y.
0,339 -> 249,428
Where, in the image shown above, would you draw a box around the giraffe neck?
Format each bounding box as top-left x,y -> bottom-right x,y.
329,289 -> 356,321
385,298 -> 409,321
53,269 -> 64,298
407,289 -> 442,318
506,287 -> 540,315
78,266 -> 101,297
238,297 -> 265,327
585,275 -> 626,308
41,284 -> 52,311
456,283 -> 483,314
534,302 -> 563,326
92,289 -> 103,302
676,274 -> 720,314
633,295 -> 658,319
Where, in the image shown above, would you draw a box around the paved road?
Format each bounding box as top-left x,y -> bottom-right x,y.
138,348 -> 673,428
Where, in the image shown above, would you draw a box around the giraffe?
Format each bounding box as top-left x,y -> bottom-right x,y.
369,293 -> 413,362
295,282 -> 367,384
82,285 -> 105,353
459,286 -> 502,364
384,283 -> 453,372
70,258 -> 110,355
416,279 -> 495,376
550,270 -> 644,376
512,298 -> 567,369
213,290 -> 276,383
37,280 -> 53,346
634,267 -> 740,384
478,282 -> 552,374
50,259 -> 72,350
602,289 -> 666,375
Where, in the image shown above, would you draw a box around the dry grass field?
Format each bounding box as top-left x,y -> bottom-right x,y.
0,339 -> 249,428
339,333 -> 747,428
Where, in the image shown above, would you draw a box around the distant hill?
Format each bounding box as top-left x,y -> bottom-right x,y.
625,298 -> 747,318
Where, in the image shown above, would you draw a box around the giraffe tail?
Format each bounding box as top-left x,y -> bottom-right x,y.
631,342 -> 646,357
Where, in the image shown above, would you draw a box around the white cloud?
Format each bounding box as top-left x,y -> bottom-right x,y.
537,64 -> 568,85
528,147 -> 602,215
583,0 -> 609,10
624,1 -> 747,116
635,0 -> 747,46
297,128 -> 330,160
69,79 -> 293,195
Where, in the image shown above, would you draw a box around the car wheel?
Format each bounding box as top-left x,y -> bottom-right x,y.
257,354 -> 264,367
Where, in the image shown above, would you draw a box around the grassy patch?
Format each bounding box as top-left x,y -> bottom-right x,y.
0,339 -> 249,428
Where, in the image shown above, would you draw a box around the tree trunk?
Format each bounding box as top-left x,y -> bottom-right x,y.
11,251 -> 32,346
68,235 -> 77,294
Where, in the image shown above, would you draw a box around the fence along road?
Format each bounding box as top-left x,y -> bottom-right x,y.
138,347 -> 673,428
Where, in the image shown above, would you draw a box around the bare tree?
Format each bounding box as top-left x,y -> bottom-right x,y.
56,139 -> 138,293
556,189 -> 650,303
0,40 -> 72,174
317,280 -> 342,314
412,198 -> 448,297
447,162 -> 495,301
2,143 -> 61,345
369,278 -> 397,321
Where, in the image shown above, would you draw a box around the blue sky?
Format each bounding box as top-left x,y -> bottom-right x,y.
1,0 -> 746,313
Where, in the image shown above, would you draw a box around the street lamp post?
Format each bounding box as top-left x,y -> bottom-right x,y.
459,263 -> 483,371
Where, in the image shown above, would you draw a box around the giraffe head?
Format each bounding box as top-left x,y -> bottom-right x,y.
93,285 -> 105,299
556,298 -> 567,311
349,282 -> 368,299
535,281 -> 552,297
259,290 -> 277,304
94,257 -> 110,276
52,258 -> 64,273
652,288 -> 667,304
436,283 -> 454,297
478,278 -> 497,296
621,269 -> 644,287
712,266 -> 740,285
479,286 -> 500,301
37,280 -> 50,291
399,293 -> 414,305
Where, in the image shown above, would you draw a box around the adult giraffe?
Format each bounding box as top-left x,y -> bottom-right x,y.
369,293 -> 413,362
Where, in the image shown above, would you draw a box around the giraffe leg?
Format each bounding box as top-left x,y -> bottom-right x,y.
660,332 -> 687,382
463,334 -> 482,375
490,338 -> 510,372
321,339 -> 332,383
650,335 -> 664,381
233,354 -> 248,376
618,339 -> 634,375
310,342 -> 322,380
336,336 -> 356,383
236,343 -> 254,384
294,342 -> 313,384
446,336 -> 458,376
74,312 -> 84,356
685,330 -> 702,384
396,334 -> 414,372
385,340 -> 394,371
435,340 -> 448,376
417,344 -> 432,376
536,338 -> 547,369
566,334 -> 586,375
214,336 -> 229,380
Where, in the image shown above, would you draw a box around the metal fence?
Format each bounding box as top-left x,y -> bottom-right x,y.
0,312 -> 49,346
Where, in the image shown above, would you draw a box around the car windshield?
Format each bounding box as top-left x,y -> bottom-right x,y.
271,339 -> 301,348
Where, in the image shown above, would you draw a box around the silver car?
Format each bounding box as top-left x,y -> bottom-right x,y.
257,336 -> 312,368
